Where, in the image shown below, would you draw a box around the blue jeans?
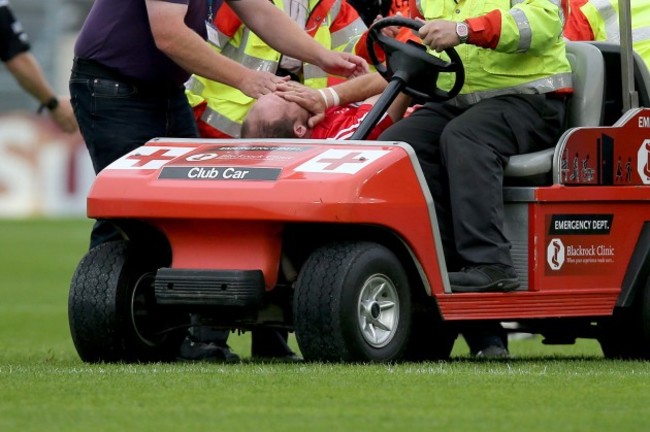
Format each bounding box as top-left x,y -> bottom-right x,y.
69,60 -> 198,248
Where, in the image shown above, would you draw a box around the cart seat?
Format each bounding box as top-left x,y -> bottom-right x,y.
504,42 -> 606,185
586,41 -> 650,125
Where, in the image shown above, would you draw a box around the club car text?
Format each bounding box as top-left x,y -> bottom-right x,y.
158,166 -> 281,181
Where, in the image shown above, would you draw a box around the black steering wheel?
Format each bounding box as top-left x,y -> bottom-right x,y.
366,16 -> 465,102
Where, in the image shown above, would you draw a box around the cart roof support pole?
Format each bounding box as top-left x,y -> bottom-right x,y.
619,0 -> 639,111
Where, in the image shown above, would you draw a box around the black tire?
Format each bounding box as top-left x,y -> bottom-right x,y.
404,302 -> 457,361
294,241 -> 411,362
599,276 -> 650,360
68,240 -> 185,363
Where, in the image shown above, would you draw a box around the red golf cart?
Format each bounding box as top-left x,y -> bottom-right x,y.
68,11 -> 650,362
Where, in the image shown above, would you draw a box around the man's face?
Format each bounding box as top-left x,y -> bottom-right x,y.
246,93 -> 311,138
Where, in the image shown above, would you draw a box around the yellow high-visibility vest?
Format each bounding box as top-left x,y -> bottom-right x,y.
416,0 -> 573,106
186,0 -> 367,137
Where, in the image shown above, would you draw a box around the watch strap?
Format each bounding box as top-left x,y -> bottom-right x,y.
38,97 -> 59,114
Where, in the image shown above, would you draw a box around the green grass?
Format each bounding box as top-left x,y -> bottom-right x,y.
1,219 -> 650,431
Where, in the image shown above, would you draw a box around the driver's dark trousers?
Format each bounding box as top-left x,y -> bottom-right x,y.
379,93 -> 566,271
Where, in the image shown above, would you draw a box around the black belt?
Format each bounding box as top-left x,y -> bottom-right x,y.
73,58 -> 129,81
72,57 -> 183,94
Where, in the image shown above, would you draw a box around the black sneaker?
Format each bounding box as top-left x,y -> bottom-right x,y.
449,264 -> 520,293
177,336 -> 240,363
251,329 -> 303,363
475,345 -> 510,359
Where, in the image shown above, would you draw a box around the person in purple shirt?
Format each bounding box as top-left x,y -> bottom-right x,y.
70,0 -> 368,364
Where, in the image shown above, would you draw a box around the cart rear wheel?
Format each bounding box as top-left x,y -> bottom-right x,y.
404,304 -> 457,361
599,275 -> 650,360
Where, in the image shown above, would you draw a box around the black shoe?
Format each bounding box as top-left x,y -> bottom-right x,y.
463,322 -> 510,358
251,329 -> 303,363
474,345 -> 510,359
449,264 -> 520,293
177,336 -> 240,363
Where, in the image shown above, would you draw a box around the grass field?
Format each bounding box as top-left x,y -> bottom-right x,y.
1,218 -> 650,431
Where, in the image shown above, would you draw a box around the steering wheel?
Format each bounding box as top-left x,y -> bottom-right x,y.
366,16 -> 465,102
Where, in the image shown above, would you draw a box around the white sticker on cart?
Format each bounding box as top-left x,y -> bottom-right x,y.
547,238 -> 565,271
294,149 -> 389,174
106,146 -> 195,170
638,139 -> 650,184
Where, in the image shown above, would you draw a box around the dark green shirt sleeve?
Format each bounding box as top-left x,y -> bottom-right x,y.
0,2 -> 31,62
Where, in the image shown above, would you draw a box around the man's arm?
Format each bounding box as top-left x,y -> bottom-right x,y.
6,51 -> 57,107
327,74 -> 411,122
377,92 -> 412,122
5,49 -> 78,133
417,0 -> 564,54
333,73 -> 389,104
228,0 -> 368,77
277,73 -> 409,125
146,0 -> 288,98
278,73 -> 387,110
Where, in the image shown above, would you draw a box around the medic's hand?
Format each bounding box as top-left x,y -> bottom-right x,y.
318,51 -> 369,79
240,70 -> 291,99
418,19 -> 460,52
374,13 -> 401,38
276,82 -> 326,128
50,97 -> 78,134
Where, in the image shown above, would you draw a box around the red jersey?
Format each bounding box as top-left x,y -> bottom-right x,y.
311,103 -> 394,140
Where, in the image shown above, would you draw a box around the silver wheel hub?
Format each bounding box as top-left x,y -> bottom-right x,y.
358,274 -> 399,348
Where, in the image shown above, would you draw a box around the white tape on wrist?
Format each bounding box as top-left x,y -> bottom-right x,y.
317,88 -> 330,109
327,87 -> 340,107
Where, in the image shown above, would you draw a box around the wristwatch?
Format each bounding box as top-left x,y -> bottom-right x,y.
456,21 -> 469,44
38,96 -> 59,114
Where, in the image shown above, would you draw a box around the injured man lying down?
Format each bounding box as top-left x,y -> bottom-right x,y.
240,72 -> 412,140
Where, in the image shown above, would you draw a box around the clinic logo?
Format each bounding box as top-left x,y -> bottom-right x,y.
547,238 -> 565,271
638,139 -> 650,184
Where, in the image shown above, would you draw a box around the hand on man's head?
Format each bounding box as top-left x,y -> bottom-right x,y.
275,85 -> 327,128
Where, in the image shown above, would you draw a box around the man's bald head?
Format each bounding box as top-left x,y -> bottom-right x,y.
241,93 -> 311,138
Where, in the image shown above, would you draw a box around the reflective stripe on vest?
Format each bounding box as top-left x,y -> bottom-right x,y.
636,27 -> 650,44
200,105 -> 243,138
303,64 -> 329,81
512,0 -> 564,24
209,25 -> 232,49
185,76 -> 204,98
450,72 -> 572,107
221,30 -> 279,73
510,8 -> 532,52
331,16 -> 366,48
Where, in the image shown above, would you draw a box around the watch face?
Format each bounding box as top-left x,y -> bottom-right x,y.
457,23 -> 468,37
456,22 -> 469,43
